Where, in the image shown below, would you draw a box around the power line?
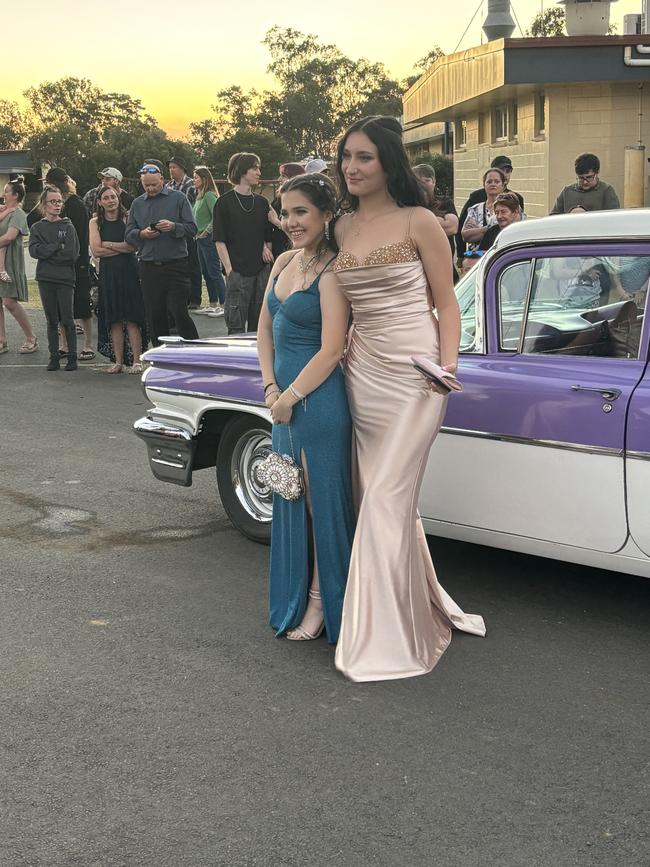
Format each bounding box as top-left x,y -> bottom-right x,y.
511,1 -> 525,36
453,0 -> 485,54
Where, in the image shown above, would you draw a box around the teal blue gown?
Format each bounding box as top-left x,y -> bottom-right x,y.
267,268 -> 355,643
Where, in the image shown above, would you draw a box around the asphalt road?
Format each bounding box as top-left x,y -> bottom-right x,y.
1,310 -> 649,867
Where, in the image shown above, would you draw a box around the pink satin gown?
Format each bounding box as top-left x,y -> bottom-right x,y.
333,234 -> 486,682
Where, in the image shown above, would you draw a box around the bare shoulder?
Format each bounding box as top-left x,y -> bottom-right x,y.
410,206 -> 438,231
271,248 -> 299,277
334,212 -> 353,243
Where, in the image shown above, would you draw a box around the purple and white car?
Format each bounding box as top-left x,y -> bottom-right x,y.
135,210 -> 650,578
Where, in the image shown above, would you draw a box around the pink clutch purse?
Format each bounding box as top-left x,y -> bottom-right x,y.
411,356 -> 463,393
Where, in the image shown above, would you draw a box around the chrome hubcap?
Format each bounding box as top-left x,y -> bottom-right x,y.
231,428 -> 273,523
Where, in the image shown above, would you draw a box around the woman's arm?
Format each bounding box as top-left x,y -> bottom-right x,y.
271,269 -> 351,424
0,226 -> 19,248
412,208 -> 460,372
461,206 -> 489,243
89,218 -> 117,257
28,226 -> 59,260
438,212 -> 459,237
257,251 -> 298,408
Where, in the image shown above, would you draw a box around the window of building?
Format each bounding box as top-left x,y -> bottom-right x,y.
454,119 -> 467,149
534,92 -> 546,138
492,102 -> 518,143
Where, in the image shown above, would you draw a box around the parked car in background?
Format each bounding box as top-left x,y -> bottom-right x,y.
135,210 -> 650,578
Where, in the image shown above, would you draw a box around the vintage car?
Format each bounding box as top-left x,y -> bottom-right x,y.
134,210 -> 650,578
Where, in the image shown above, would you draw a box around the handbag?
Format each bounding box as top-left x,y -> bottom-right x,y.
256,424 -> 304,501
411,356 -> 464,393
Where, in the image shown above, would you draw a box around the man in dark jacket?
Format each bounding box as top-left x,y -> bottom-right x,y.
455,155 -> 525,262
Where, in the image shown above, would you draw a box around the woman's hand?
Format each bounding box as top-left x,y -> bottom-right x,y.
265,389 -> 280,409
426,363 -> 458,395
270,393 -> 293,425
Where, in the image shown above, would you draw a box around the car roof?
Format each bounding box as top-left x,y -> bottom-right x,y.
493,209 -> 650,250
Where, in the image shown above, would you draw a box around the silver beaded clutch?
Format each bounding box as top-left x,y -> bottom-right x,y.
257,451 -> 304,501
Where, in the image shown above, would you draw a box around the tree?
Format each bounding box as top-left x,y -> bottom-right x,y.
409,152 -> 454,197
526,7 -> 566,36
0,99 -> 30,149
205,127 -> 291,179
23,77 -> 155,136
253,27 -> 402,157
404,46 -> 445,89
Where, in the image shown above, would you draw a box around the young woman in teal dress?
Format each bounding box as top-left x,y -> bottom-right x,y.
257,174 -> 355,643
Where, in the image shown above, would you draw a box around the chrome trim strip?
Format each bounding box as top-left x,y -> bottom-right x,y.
626,450 -> 650,461
152,457 -> 186,469
133,417 -> 193,441
147,385 -> 264,407
439,426 -> 623,457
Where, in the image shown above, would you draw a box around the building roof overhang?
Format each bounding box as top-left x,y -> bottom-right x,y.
403,36 -> 650,124
0,150 -> 35,174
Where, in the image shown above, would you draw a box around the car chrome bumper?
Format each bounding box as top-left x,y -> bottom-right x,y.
133,416 -> 196,486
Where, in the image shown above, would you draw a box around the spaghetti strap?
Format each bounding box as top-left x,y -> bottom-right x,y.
405,207 -> 415,240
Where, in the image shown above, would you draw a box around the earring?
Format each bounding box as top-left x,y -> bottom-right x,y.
324,221 -> 330,240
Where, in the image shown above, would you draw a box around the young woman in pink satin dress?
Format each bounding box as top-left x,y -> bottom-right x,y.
333,116 -> 486,682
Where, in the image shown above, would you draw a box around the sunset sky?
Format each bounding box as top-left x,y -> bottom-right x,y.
8,0 -> 643,137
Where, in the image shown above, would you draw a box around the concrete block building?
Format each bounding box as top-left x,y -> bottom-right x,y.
403,35 -> 650,216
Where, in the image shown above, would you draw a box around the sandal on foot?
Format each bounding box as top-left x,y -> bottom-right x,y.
106,363 -> 123,374
0,341 -> 8,355
0,271 -> 12,283
79,350 -> 95,361
19,336 -> 38,354
127,362 -> 143,374
287,589 -> 325,641
75,323 -> 84,334
59,349 -> 68,357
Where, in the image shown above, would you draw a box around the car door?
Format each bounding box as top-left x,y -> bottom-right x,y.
421,244 -> 649,553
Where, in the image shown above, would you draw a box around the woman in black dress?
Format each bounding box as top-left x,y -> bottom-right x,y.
89,186 -> 146,373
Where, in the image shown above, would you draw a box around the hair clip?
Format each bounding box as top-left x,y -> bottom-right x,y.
318,180 -> 325,186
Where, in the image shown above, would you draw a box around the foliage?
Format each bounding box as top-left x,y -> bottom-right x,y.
526,7 -> 566,36
0,99 -> 30,149
204,128 -> 291,179
404,46 -> 445,89
409,152 -> 454,197
23,77 -> 156,136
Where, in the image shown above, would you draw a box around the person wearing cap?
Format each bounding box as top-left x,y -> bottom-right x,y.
304,158 -> 328,175
125,163 -> 199,346
166,156 -> 202,309
456,155 -> 524,262
83,168 -> 134,218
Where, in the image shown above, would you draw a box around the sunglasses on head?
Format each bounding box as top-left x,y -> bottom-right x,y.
463,251 -> 485,260
139,166 -> 161,174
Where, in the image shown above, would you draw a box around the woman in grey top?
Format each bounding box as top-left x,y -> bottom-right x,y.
28,186 -> 80,371
0,178 -> 37,355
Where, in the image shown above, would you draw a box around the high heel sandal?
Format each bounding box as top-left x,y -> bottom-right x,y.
0,271 -> 12,283
286,589 -> 325,641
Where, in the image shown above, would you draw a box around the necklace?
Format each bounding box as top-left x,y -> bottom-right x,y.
233,190 -> 255,213
349,209 -> 397,239
298,249 -> 323,274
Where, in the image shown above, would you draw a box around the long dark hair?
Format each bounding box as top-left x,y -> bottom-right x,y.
95,186 -> 128,227
335,116 -> 425,212
280,173 -> 339,254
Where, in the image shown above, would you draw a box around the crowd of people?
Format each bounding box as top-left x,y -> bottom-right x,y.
0,139 -> 623,374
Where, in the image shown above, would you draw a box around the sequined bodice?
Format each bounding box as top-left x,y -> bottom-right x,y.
334,238 -> 419,272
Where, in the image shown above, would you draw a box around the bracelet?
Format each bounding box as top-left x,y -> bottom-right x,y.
263,382 -> 277,393
265,388 -> 280,399
288,383 -> 306,401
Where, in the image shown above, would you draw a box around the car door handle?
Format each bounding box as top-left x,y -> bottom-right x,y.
571,385 -> 622,401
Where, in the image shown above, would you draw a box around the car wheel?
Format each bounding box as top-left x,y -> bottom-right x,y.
216,415 -> 273,544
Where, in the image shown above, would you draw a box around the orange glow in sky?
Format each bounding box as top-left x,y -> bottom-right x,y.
9,0 -> 643,137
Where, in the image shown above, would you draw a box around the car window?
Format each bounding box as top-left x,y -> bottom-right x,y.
498,261 -> 533,351
455,267 -> 480,352
519,255 -> 649,359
